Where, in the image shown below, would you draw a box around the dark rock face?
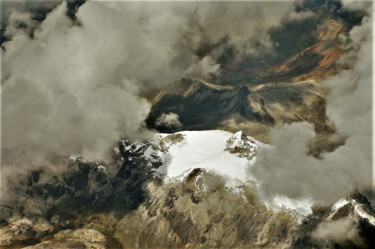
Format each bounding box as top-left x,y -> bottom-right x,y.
147,78 -> 327,139
146,78 -> 274,133
0,206 -> 13,227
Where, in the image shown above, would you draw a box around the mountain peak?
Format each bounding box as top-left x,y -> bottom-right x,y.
225,130 -> 259,160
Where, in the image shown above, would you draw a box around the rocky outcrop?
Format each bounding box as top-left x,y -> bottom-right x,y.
275,19 -> 346,83
23,228 -> 106,249
225,131 -> 259,160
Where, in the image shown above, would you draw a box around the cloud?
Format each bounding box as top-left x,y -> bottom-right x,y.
311,217 -> 363,246
286,10 -> 316,21
342,0 -> 372,11
155,113 -> 182,129
184,56 -> 220,79
3,11 -> 38,38
178,1 -> 296,57
2,2 -> 164,169
249,15 -> 372,203
0,0 -> 58,24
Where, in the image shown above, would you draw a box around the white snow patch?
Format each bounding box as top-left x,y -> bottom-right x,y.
194,174 -> 207,193
270,195 -> 314,216
97,165 -> 107,173
133,142 -> 143,152
228,131 -> 245,148
144,146 -> 154,157
144,144 -> 168,166
353,202 -> 375,226
332,199 -> 349,211
69,154 -> 81,161
231,186 -> 248,203
157,130 -> 256,185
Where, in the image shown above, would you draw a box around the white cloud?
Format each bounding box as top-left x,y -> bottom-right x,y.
155,113 -> 182,129
342,0 -> 372,11
184,56 -> 220,78
312,217 -> 360,243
